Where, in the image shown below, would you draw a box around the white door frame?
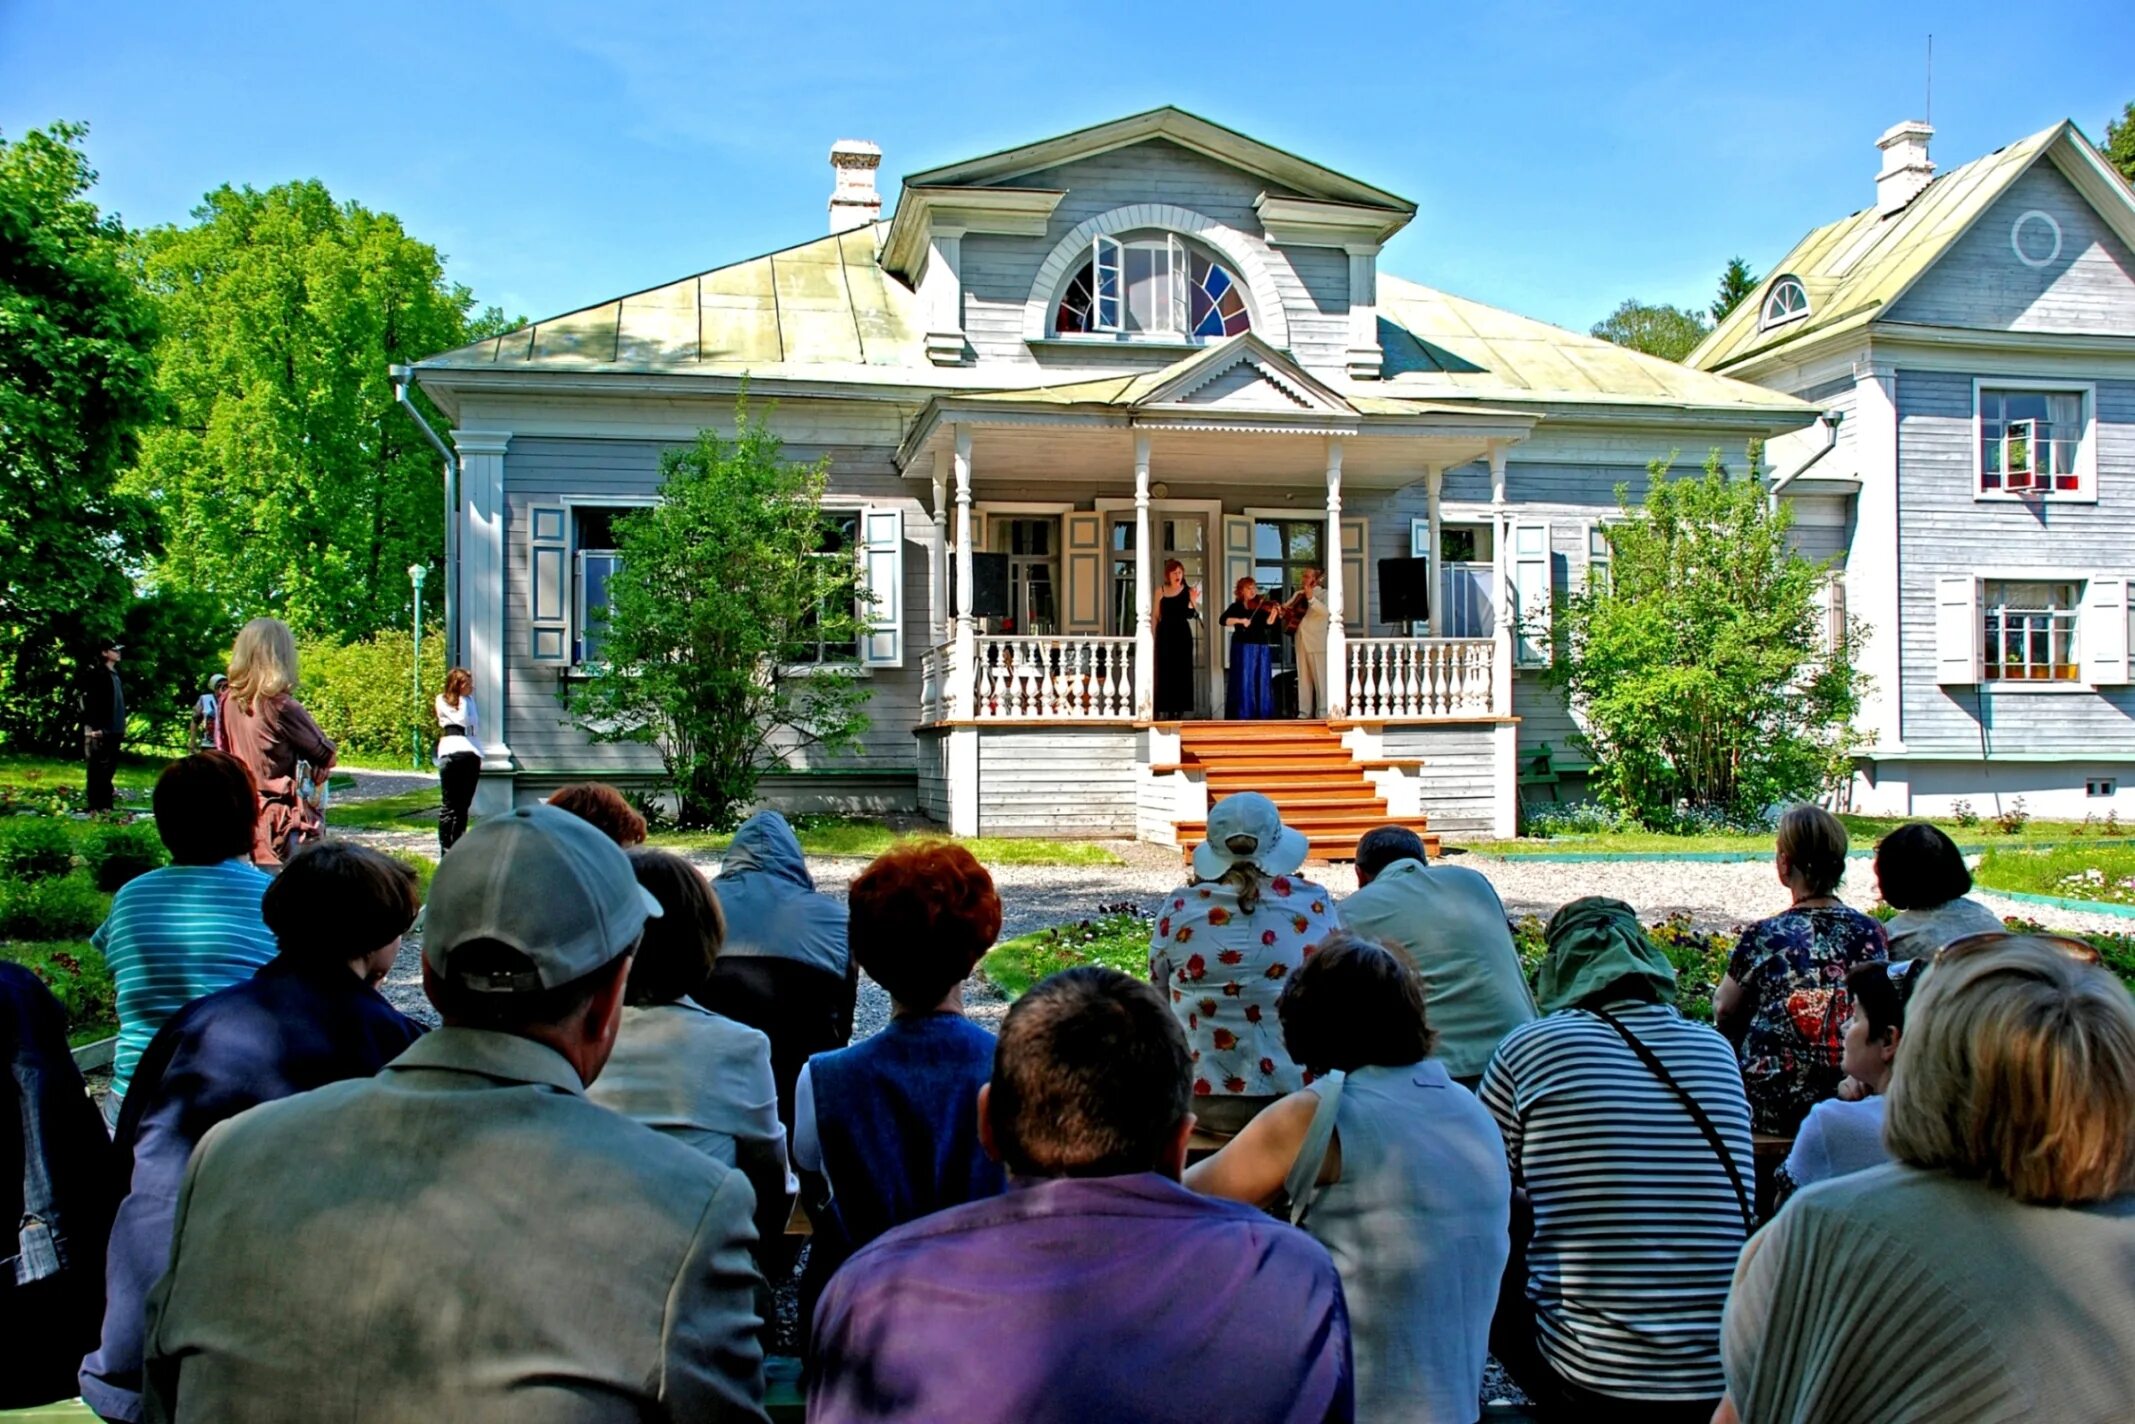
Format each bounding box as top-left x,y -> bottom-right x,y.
1097,496 -> 1224,718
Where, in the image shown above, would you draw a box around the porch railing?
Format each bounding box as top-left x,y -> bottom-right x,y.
1345,638 -> 1498,719
972,635 -> 1136,719
919,643 -> 946,723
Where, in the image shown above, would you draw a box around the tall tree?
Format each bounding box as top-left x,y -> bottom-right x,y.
1711,256 -> 1761,324
0,124 -> 161,751
2105,101 -> 2135,184
1590,299 -> 1711,362
125,182 -> 514,642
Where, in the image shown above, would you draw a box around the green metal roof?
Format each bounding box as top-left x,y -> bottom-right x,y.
1688,121 -> 2135,374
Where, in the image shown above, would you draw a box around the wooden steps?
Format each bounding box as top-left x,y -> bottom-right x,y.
1173,720 -> 1434,864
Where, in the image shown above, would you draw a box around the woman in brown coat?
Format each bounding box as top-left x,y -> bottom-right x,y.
217,618 -> 337,868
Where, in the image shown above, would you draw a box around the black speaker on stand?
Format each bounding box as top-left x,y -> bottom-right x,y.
1378,557 -> 1432,625
950,553 -> 1012,620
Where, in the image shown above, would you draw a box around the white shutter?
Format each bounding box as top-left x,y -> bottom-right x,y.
1063,512 -> 1104,634
2080,577 -> 2130,685
1410,517 -> 1430,558
528,504 -> 568,663
859,507 -> 905,667
1935,575 -> 1983,685
1221,514 -> 1256,668
1093,235 -> 1123,332
1511,522 -> 1552,666
1340,517 -> 1368,633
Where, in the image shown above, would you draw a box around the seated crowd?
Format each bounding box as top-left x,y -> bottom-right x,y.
3,768 -> 2132,1423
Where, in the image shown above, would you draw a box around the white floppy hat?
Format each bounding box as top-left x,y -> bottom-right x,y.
1191,792 -> 1309,881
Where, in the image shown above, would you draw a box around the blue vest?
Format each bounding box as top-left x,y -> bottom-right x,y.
808,1013 -> 1004,1250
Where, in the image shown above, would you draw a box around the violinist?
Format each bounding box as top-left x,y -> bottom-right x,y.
1220,576 -> 1278,719
1287,568 -> 1330,718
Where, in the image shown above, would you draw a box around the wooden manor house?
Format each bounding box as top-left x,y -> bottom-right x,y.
404,107 -> 2135,848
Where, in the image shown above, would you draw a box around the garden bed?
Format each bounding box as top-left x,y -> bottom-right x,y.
1976,845 -> 2135,910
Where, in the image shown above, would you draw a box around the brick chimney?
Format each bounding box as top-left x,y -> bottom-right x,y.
828,139 -> 882,233
1875,120 -> 1935,217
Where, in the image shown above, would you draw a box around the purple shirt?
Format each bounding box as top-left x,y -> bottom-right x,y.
808,1171 -> 1353,1424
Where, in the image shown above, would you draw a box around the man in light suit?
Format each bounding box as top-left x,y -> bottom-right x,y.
142,804 -> 769,1424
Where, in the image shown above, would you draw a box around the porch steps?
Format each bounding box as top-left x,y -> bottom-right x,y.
1172,721 -> 1438,864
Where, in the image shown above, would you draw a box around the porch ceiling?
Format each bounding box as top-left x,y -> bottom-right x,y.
910,421 -> 1517,489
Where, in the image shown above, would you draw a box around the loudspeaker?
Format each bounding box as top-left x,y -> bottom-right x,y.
1378,557 -> 1431,623
952,553 -> 1012,619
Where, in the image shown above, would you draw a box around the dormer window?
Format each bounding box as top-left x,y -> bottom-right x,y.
1054,234 -> 1252,339
1759,276 -> 1810,329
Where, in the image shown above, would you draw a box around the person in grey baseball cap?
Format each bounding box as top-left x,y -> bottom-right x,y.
141,802 -> 771,1423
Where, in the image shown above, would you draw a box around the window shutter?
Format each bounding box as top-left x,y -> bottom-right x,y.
2080,577 -> 2130,685
1221,514 -> 1256,668
1167,234 -> 1189,333
1511,522 -> 1552,666
1586,522 -> 1612,594
1935,575 -> 1983,684
1063,512 -> 1104,634
859,507 -> 905,667
1093,236 -> 1123,332
1410,517 -> 1430,558
528,504 -> 568,663
1340,517 -> 1368,633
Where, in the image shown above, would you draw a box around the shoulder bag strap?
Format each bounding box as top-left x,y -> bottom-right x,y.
1592,1008 -> 1754,1232
1282,1071 -> 1345,1228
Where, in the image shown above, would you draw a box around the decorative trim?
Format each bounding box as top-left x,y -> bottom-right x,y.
2010,209 -> 2063,269
1253,193 -> 1408,248
1020,204 -> 1291,348
882,185 -> 1068,280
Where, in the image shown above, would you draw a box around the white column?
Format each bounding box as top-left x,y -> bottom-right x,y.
1488,441 -> 1513,719
1851,364 -> 1905,758
1343,244 -> 1383,381
921,228 -> 965,366
929,449 -> 950,647
950,426 -> 976,720
1424,464 -> 1444,638
1133,433 -> 1154,719
451,429 -> 513,810
1324,437 -> 1347,717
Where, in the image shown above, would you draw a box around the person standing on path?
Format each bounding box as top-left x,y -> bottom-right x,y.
435,666 -> 481,853
191,675 -> 226,751
82,638 -> 125,812
1288,567 -> 1331,719
217,617 -> 337,869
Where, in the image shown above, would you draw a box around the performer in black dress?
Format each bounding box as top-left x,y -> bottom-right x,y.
1221,577 -> 1278,720
1154,559 -> 1199,718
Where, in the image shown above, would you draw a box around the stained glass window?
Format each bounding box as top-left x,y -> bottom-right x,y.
1055,235 -> 1250,338
1189,253 -> 1251,337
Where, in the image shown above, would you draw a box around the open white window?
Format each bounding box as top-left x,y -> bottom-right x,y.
1978,384 -> 2093,499
1054,232 -> 1252,339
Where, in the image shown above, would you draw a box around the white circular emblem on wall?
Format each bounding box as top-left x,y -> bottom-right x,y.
2010,210 -> 2062,268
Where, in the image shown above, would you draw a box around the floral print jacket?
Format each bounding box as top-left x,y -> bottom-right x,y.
1727,905 -> 1888,1136
1148,873 -> 1341,1100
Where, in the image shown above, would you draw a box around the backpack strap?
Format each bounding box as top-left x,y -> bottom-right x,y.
1591,1008 -> 1754,1232
1282,1071 -> 1345,1228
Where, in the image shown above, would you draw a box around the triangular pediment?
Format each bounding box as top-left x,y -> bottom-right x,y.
1141,335 -> 1355,415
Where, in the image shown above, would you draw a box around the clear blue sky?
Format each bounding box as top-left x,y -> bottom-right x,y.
5,0 -> 2129,337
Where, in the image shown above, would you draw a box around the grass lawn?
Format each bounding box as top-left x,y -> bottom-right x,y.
0,937 -> 116,1046
1456,813 -> 2107,859
1976,844 -> 2135,907
325,785 -> 443,831
647,817 -> 1123,867
981,912 -> 1150,998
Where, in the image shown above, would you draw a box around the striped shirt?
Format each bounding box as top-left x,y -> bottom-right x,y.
1479,1001 -> 1752,1402
93,859 -> 279,1103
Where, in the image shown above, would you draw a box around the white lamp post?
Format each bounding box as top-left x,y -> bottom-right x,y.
409,563 -> 427,770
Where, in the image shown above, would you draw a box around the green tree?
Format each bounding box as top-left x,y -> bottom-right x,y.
124,181 -> 514,642
1711,255 -> 1761,324
1543,449 -> 1864,829
2104,101 -> 2135,184
1590,299 -> 1711,361
570,411 -> 871,828
0,124 -> 161,751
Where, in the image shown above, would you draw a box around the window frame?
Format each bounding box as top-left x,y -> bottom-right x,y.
1981,577 -> 2082,686
1758,276 -> 1810,330
562,496 -> 658,671
788,508 -> 868,670
1050,231 -> 1254,343
1972,378 -> 2097,504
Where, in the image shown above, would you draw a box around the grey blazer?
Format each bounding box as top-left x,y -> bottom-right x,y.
144,1027 -> 769,1423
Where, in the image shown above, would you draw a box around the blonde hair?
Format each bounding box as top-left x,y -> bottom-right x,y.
226,618 -> 298,712
1884,936 -> 2135,1204
1776,802 -> 1848,896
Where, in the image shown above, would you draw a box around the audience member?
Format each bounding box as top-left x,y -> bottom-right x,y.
1150,792 -> 1339,1135
547,781 -> 648,846
1188,932 -> 1510,1423
793,842 -> 1004,1254
809,966 -> 1353,1424
434,666 -> 482,852
1874,822 -> 2003,959
1719,936 -> 2135,1424
1337,825 -> 1535,1088
1481,897 -> 1754,1423
1714,804 -> 1888,1135
141,804 -> 768,1422
82,841 -> 426,1423
587,848 -> 792,1250
1770,959 -> 1922,1209
93,753 -> 279,1114
0,964 -> 118,1410
218,617 -> 337,868
700,810 -> 856,1133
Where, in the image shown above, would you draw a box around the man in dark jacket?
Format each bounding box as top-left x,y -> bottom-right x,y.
80,842 -> 426,1422
81,640 -> 125,812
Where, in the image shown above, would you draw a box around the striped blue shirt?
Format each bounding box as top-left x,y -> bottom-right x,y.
93,859 -> 279,1103
1480,1001 -> 1753,1402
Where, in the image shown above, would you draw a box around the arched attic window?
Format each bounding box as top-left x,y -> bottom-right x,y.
1759,275 -> 1810,329
1054,233 -> 1253,339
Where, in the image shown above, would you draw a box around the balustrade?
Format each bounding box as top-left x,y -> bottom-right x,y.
969,635 -> 1136,720
1344,638 -> 1498,719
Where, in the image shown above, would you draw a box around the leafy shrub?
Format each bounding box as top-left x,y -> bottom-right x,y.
81,821 -> 168,890
1519,801 -> 1627,838
1994,797 -> 2030,836
1951,799 -> 1980,828
2108,810 -> 2126,838
0,818 -> 76,881
3,940 -> 118,1038
0,873 -> 109,939
297,627 -> 447,764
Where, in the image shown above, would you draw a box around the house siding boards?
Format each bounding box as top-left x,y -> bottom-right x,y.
976,728 -> 1138,835
1888,164 -> 2135,334
1893,369 -> 2135,755
1378,724 -> 1498,834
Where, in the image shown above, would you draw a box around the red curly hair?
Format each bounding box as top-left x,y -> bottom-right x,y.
546,782 -> 647,847
848,841 -> 1002,1008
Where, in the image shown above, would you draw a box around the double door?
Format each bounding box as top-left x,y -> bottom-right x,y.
1104,509 -> 1214,717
